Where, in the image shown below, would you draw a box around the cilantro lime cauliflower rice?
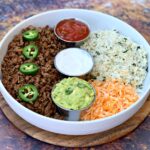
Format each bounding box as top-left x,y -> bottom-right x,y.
81,30 -> 148,89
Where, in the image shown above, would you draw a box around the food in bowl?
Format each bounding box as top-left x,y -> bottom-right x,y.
81,79 -> 139,120
54,48 -> 94,76
1,26 -> 148,121
23,29 -> 39,41
81,30 -> 148,89
18,84 -> 39,104
0,21 -> 148,121
1,25 -> 71,119
0,9 -> 150,135
51,77 -> 95,110
19,62 -> 39,75
55,18 -> 90,42
22,44 -> 39,59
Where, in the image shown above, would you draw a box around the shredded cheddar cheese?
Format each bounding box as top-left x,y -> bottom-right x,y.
81,79 -> 139,120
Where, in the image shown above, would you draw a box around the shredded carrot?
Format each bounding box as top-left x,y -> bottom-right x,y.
81,79 -> 139,120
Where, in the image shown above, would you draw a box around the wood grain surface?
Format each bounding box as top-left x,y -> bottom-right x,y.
0,0 -> 150,149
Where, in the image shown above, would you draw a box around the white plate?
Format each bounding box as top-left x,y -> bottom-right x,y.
0,9 -> 150,135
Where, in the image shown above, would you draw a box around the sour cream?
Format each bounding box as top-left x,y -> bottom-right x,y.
54,48 -> 94,76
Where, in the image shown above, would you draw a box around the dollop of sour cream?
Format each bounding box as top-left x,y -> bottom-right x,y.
54,48 -> 94,76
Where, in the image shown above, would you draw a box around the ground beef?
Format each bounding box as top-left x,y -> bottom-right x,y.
1,25 -> 71,119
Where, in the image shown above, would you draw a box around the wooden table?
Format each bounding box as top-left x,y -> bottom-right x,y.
0,0 -> 150,149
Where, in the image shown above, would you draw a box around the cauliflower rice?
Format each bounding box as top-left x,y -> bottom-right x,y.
81,30 -> 148,88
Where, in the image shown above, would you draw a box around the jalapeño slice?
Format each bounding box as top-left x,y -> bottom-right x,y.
19,63 -> 39,75
23,44 -> 38,59
23,30 -> 39,41
18,84 -> 39,103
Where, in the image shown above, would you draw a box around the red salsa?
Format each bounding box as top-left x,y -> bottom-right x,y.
55,19 -> 90,42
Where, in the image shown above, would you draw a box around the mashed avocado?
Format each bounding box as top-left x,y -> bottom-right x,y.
52,77 -> 95,110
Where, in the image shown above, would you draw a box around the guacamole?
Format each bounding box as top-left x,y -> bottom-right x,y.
51,77 -> 95,110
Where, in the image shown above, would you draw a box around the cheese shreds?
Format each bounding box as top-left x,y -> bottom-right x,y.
80,30 -> 148,89
81,80 -> 139,120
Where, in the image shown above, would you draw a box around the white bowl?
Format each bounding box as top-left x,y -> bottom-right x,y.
0,9 -> 150,135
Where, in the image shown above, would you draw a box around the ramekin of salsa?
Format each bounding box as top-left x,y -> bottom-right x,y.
51,77 -> 95,121
54,18 -> 90,43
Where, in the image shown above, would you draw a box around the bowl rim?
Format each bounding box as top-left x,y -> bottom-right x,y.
0,8 -> 150,125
